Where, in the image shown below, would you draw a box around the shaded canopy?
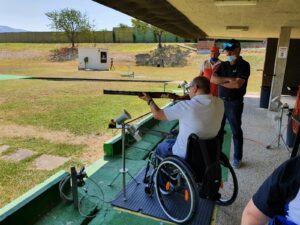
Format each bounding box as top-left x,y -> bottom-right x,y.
94,0 -> 300,40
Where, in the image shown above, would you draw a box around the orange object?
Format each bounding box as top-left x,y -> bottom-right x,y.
292,86 -> 300,133
220,181 -> 224,189
210,46 -> 220,53
166,182 -> 171,191
184,190 -> 190,202
203,60 -> 221,96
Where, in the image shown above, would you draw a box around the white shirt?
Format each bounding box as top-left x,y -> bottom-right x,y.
200,59 -> 222,72
163,95 -> 224,158
286,188 -> 300,224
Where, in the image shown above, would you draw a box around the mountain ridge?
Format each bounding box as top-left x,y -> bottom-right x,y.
0,25 -> 28,33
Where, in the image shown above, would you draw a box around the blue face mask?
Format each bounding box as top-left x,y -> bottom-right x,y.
227,55 -> 237,62
210,57 -> 218,62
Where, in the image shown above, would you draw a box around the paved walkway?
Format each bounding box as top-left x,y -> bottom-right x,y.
216,95 -> 292,225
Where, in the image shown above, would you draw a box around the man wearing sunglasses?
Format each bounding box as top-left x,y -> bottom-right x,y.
139,76 -> 224,159
211,39 -> 250,169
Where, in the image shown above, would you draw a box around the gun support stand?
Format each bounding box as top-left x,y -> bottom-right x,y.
70,167 -> 79,209
108,123 -> 140,201
266,105 -> 290,152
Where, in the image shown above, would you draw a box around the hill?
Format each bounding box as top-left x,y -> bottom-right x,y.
0,25 -> 27,33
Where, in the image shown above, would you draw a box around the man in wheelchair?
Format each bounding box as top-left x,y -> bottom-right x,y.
139,76 -> 224,160
139,77 -> 238,223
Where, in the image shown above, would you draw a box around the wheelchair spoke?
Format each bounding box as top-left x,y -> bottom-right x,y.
155,158 -> 197,223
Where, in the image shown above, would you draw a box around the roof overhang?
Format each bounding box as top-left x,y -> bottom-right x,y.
93,0 -> 207,39
94,0 -> 300,40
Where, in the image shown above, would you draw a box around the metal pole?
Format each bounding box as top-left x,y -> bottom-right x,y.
121,123 -> 127,201
278,107 -> 284,147
70,167 -> 78,209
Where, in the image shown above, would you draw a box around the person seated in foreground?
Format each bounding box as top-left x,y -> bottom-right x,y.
139,76 -> 224,159
241,156 -> 300,225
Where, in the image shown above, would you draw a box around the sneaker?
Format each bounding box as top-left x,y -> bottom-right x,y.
231,159 -> 241,169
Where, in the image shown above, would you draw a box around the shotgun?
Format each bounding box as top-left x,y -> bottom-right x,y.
103,90 -> 190,100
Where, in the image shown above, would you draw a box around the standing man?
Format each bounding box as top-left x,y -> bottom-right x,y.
211,39 -> 250,169
200,46 -> 222,96
110,58 -> 115,70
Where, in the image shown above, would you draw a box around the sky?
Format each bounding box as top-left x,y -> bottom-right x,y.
0,0 -> 133,31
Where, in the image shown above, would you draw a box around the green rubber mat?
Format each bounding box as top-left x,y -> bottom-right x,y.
0,74 -> 32,80
222,124 -> 232,180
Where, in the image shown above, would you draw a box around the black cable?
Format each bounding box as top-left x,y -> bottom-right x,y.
58,174 -> 111,218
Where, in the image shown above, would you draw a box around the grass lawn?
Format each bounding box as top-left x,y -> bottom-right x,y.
0,137 -> 84,207
0,43 -> 266,207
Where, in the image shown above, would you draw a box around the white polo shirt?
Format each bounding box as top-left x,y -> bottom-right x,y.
163,95 -> 224,158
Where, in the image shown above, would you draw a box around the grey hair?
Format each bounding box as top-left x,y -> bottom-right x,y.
192,76 -> 210,94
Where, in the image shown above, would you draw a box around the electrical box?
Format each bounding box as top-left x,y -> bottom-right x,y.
78,47 -> 109,71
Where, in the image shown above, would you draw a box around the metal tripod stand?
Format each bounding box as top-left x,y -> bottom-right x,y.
108,123 -> 139,201
266,104 -> 290,152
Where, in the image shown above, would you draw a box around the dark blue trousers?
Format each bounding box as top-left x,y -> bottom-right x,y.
156,139 -> 176,158
219,99 -> 244,160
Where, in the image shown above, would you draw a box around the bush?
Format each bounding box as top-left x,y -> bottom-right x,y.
49,47 -> 78,62
135,45 -> 190,67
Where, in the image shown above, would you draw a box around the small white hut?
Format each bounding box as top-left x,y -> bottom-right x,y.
78,47 -> 109,71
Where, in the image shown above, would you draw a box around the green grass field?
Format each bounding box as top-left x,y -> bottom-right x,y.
0,43 -> 266,207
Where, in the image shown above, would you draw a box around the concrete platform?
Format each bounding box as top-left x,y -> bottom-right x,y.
1,148 -> 35,162
32,155 -> 69,170
0,95 -> 294,225
216,95 -> 292,225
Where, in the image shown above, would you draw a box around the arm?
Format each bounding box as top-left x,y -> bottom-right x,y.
211,73 -> 245,89
222,78 -> 245,89
211,72 -> 232,85
139,93 -> 166,120
241,199 -> 269,225
199,62 -> 204,76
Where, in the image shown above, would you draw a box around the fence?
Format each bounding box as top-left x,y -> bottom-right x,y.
0,28 -> 185,43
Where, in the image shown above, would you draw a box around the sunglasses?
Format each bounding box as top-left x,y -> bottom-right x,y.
223,43 -> 233,48
186,84 -> 197,92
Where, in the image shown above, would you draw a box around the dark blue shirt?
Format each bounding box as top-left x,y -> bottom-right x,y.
215,57 -> 250,100
252,156 -> 300,224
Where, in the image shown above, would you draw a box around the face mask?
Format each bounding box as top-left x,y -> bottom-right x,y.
227,55 -> 237,62
210,57 -> 218,62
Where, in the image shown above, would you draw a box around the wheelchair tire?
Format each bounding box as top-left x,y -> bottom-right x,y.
155,157 -> 198,224
216,152 -> 238,206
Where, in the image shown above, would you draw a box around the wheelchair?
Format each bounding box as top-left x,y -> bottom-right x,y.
143,134 -> 238,224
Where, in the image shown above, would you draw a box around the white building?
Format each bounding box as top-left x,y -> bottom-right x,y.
78,47 -> 109,71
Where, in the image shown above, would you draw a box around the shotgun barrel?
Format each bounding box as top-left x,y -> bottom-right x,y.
103,90 -> 189,100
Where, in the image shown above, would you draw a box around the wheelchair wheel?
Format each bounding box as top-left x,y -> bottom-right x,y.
216,153 -> 238,206
155,157 -> 198,223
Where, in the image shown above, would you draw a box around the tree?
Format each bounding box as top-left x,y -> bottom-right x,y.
46,8 -> 93,48
118,23 -> 130,28
131,19 -> 166,48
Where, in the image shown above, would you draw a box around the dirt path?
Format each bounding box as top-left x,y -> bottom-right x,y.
0,124 -> 112,163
